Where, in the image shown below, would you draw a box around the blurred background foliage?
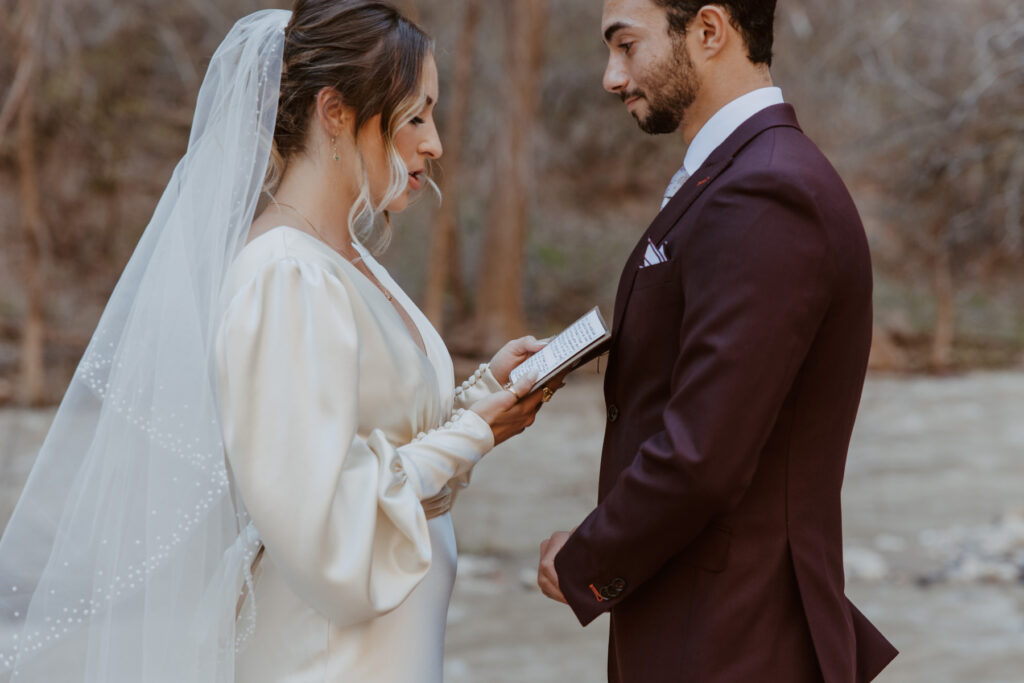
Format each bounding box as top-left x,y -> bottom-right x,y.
1,0 -> 1022,404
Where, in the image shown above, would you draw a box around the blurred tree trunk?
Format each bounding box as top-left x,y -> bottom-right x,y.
473,0 -> 547,351
13,0 -> 48,405
423,0 -> 479,332
930,224 -> 955,373
17,90 -> 47,405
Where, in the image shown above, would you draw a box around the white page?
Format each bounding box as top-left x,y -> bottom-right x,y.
510,309 -> 605,384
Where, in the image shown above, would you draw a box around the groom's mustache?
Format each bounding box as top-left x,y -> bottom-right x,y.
620,89 -> 645,104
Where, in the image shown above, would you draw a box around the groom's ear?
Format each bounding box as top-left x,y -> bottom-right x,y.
691,5 -> 731,61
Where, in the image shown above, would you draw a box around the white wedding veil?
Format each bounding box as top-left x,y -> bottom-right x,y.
0,9 -> 288,681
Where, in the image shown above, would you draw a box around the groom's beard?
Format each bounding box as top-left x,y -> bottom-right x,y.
623,36 -> 700,135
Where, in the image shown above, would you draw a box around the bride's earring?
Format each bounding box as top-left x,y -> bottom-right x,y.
332,137 -> 339,162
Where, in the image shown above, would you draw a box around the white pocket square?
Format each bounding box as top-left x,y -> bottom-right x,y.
640,239 -> 669,269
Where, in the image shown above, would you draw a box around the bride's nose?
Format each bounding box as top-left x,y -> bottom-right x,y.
419,127 -> 442,160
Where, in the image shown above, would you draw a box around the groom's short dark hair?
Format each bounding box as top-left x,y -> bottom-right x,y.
655,1 -> 777,66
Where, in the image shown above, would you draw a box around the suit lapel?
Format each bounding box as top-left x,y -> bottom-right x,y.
610,239 -> 648,337
610,104 -> 803,340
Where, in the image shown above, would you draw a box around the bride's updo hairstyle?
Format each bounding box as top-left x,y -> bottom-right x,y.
268,0 -> 433,251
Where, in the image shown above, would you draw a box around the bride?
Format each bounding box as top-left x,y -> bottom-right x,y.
0,2 -> 554,681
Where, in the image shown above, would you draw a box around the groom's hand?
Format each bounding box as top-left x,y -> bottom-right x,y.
538,531 -> 571,604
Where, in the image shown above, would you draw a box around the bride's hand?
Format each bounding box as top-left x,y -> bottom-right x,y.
487,335 -> 547,386
470,372 -> 544,447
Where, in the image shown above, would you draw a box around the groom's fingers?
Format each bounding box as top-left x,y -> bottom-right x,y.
537,569 -> 567,604
538,534 -> 569,604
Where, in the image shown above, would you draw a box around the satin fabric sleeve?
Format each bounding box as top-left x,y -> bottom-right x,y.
453,363 -> 504,410
215,257 -> 494,627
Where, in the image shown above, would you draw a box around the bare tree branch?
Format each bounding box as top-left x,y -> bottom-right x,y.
0,51 -> 34,139
158,23 -> 201,91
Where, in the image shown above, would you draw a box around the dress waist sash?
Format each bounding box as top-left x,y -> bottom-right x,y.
422,485 -> 453,520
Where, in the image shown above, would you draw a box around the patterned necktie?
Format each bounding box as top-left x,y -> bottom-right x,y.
661,165 -> 690,210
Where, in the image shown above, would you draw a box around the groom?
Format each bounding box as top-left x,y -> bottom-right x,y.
537,1 -> 898,681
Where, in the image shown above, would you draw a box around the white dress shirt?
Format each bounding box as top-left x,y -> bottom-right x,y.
662,86 -> 785,208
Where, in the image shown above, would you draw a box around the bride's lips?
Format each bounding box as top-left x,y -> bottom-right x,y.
408,170 -> 423,191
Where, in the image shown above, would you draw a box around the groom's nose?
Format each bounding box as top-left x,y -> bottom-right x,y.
603,55 -> 629,94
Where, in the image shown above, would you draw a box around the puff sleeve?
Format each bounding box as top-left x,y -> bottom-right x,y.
215,257 -> 493,627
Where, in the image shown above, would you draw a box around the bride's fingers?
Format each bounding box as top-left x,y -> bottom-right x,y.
508,371 -> 537,402
527,335 -> 548,350
512,335 -> 546,355
521,389 -> 546,413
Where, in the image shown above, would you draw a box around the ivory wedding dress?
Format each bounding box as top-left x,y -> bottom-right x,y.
216,226 -> 502,682
0,12 -> 497,681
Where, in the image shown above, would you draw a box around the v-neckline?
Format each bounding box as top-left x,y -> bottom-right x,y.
266,226 -> 430,359
350,245 -> 428,360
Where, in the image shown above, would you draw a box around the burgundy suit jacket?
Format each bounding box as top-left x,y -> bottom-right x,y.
554,105 -> 897,682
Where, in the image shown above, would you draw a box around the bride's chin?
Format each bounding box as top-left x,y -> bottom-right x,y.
384,193 -> 410,214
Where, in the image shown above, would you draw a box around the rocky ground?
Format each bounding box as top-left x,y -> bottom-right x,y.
2,370 -> 1024,682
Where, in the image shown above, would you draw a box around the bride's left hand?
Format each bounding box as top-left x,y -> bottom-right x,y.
487,335 -> 547,386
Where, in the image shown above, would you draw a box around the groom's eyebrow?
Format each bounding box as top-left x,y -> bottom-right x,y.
603,21 -> 630,44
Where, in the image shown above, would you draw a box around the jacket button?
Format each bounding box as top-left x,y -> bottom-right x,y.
600,578 -> 626,599
607,405 -> 619,422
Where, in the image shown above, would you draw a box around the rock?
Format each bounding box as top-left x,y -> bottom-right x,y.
457,554 -> 504,580
518,567 -> 540,591
947,555 -> 1019,584
844,546 -> 889,581
874,533 -> 908,553
917,509 -> 1024,585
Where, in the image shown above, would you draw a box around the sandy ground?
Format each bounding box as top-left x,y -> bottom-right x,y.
2,370 -> 1024,682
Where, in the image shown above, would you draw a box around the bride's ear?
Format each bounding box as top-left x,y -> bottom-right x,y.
314,86 -> 354,139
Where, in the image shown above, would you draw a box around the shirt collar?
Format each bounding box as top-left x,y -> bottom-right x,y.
681,87 -> 785,177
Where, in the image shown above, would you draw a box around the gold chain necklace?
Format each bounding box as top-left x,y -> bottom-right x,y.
273,200 -> 393,301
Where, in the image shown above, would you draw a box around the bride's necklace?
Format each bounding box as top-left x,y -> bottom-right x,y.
274,200 -> 393,302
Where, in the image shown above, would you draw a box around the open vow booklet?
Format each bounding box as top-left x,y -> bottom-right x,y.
509,307 -> 611,393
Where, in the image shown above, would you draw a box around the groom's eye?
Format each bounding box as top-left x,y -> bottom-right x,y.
619,42 -> 634,55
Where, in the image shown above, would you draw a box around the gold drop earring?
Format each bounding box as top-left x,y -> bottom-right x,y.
332,136 -> 339,162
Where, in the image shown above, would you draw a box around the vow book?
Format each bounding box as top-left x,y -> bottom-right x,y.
509,307 -> 611,393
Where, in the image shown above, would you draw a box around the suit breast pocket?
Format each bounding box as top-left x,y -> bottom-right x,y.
626,260 -> 682,317
633,260 -> 677,291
